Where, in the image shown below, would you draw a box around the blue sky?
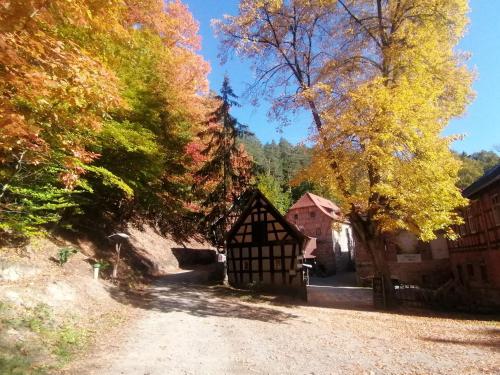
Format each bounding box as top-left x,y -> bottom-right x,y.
185,0 -> 499,153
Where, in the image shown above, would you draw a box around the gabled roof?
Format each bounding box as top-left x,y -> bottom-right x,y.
463,164 -> 500,198
226,189 -> 309,245
288,192 -> 341,220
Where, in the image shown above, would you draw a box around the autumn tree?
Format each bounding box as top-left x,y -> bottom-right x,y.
0,0 -> 210,238
216,0 -> 474,302
195,77 -> 253,242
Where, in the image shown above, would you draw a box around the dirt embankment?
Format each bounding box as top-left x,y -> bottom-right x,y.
0,223 -> 216,374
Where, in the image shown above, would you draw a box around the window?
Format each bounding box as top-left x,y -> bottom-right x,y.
480,264 -> 489,283
252,222 -> 267,244
493,194 -> 500,226
310,211 -> 316,218
316,227 -> 321,236
467,263 -> 474,278
294,214 -> 298,220
467,207 -> 477,234
274,258 -> 282,270
243,261 -> 249,271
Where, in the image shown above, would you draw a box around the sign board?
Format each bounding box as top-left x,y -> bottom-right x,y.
217,253 -> 226,263
397,254 -> 422,263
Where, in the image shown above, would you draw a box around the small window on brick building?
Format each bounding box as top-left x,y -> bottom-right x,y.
316,227 -> 321,236
310,211 -> 316,218
467,207 -> 477,234
467,263 -> 474,278
459,223 -> 466,236
493,194 -> 500,226
480,264 -> 489,283
294,214 -> 298,220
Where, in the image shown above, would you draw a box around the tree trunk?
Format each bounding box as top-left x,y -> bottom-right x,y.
307,100 -> 323,131
349,214 -> 396,308
366,237 -> 396,307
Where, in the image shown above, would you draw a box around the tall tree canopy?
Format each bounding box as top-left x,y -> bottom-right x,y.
195,77 -> 253,241
216,0 -> 474,301
0,0 -> 210,237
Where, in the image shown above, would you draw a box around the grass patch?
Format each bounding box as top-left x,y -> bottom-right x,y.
53,324 -> 88,365
0,302 -> 90,374
0,351 -> 47,375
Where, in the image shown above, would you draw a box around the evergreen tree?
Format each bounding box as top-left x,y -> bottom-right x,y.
195,77 -> 253,238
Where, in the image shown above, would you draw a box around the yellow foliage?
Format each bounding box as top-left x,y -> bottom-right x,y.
216,0 -> 474,241
303,0 -> 473,240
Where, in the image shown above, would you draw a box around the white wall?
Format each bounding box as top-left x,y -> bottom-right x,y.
332,223 -> 354,253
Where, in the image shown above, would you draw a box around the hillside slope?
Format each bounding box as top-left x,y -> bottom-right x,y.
0,224 -> 216,374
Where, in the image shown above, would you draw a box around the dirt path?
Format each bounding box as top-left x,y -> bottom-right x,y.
68,270 -> 499,375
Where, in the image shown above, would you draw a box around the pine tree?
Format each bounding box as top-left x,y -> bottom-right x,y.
195,77 -> 253,241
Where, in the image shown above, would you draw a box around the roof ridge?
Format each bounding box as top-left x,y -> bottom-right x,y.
462,163 -> 500,198
306,192 -> 339,209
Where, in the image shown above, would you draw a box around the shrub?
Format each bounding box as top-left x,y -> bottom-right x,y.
57,247 -> 78,266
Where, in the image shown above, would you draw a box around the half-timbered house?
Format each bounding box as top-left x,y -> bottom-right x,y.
226,190 -> 313,294
448,164 -> 500,308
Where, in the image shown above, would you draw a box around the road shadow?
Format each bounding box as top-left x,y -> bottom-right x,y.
419,328 -> 500,351
105,268 -> 499,324
105,269 -> 299,323
171,247 -> 216,268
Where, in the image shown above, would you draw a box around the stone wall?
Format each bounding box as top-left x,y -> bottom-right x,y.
354,233 -> 452,287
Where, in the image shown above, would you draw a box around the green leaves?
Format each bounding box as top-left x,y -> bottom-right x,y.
57,247 -> 78,266
80,165 -> 134,198
1,1 -> 211,238
0,184 -> 77,236
256,174 -> 291,214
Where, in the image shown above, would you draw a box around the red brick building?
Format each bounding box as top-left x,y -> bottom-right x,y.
448,164 -> 500,307
285,193 -> 354,275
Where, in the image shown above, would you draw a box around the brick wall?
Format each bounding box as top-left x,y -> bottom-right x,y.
448,179 -> 500,307
286,206 -> 337,274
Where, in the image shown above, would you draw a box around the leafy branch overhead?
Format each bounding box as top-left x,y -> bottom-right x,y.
0,0 -> 213,237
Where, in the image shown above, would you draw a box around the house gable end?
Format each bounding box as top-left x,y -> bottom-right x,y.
227,190 -> 306,247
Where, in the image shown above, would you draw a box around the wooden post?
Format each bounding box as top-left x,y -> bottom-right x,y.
373,275 -> 387,309
112,243 -> 121,279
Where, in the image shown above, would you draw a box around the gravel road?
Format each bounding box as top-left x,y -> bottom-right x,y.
69,270 -> 499,375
